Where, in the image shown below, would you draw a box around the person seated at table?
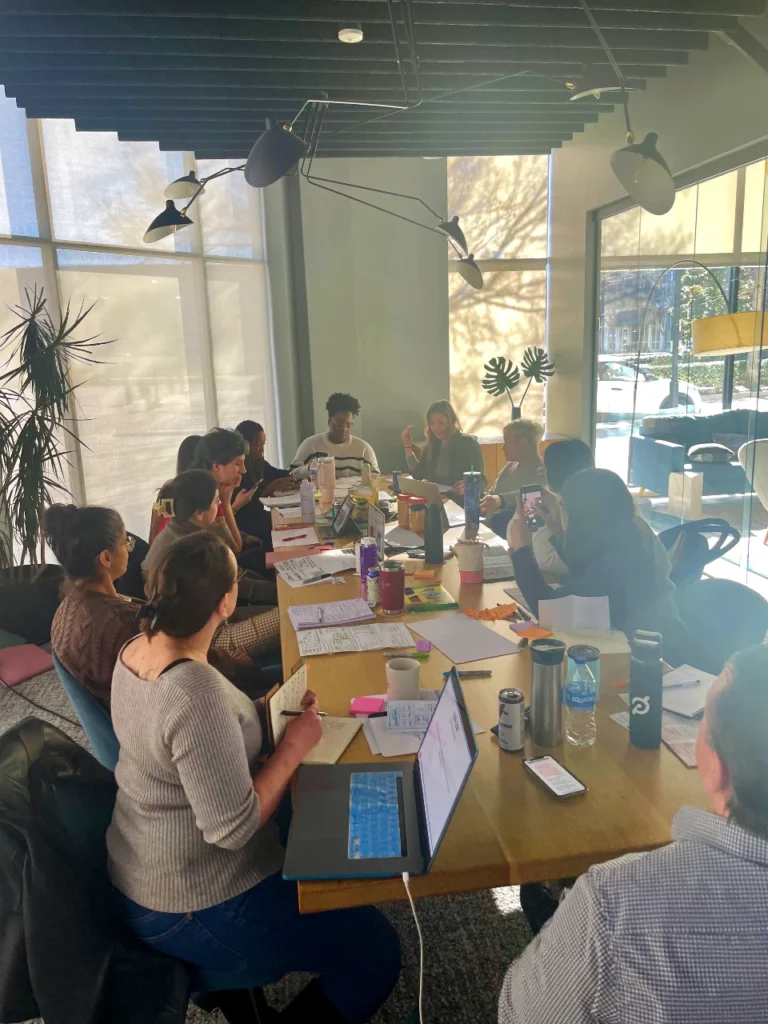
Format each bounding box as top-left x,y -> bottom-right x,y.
508,468 -> 685,658
109,531 -> 401,1024
401,399 -> 484,495
290,393 -> 379,480
148,434 -> 204,545
479,419 -> 546,536
499,643 -> 768,1024
176,433 -> 202,475
45,503 -> 139,708
234,419 -> 297,547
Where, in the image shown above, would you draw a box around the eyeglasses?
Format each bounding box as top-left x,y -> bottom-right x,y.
124,535 -> 136,552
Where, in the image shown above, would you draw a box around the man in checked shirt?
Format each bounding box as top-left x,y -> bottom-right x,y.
499,644 -> 768,1024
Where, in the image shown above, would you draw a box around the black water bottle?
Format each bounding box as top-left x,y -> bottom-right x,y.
629,631 -> 663,750
424,502 -> 444,565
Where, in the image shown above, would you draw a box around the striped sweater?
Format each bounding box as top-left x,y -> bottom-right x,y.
289,432 -> 379,479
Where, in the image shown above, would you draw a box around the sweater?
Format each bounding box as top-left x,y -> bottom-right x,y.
107,654 -> 284,913
406,431 -> 485,489
50,588 -> 140,707
489,461 -> 547,509
290,433 -> 379,479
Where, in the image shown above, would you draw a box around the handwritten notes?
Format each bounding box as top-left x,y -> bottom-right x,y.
387,699 -> 437,733
295,622 -> 414,658
275,549 -> 355,587
288,598 -> 375,631
269,663 -> 310,748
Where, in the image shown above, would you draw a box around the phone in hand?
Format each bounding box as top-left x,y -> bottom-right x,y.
519,484 -> 544,529
524,756 -> 587,799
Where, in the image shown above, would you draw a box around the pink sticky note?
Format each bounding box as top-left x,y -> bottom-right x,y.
416,640 -> 432,653
509,620 -> 537,633
349,696 -> 386,715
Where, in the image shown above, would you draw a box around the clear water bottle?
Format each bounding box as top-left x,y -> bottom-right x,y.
309,458 -> 319,492
565,646 -> 597,747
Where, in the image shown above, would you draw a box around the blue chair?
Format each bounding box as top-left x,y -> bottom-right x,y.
52,651 -> 120,772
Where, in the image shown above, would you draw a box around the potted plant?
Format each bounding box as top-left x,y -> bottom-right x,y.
481,347 -> 555,420
0,286 -> 110,642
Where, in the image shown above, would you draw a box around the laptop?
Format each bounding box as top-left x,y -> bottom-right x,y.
283,669 -> 478,880
317,493 -> 362,540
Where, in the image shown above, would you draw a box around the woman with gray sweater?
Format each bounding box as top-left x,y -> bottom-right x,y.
108,531 -> 400,1023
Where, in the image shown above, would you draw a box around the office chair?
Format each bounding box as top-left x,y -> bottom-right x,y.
658,518 -> 740,589
676,578 -> 768,675
116,532 -> 150,601
52,651 -> 120,772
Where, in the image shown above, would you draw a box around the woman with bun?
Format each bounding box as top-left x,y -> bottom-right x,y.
109,531 -> 400,1023
45,504 -> 138,708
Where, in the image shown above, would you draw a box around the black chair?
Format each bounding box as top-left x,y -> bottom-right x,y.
658,518 -> 740,589
115,532 -> 149,601
676,579 -> 768,675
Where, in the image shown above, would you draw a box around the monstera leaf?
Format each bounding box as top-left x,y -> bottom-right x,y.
482,356 -> 520,398
521,347 -> 555,383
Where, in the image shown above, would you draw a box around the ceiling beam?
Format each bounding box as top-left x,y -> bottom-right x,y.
71,109 -> 600,127
0,1 -> 744,30
187,147 -> 560,158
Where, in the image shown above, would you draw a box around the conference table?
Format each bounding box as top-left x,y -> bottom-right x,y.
272,506 -> 709,914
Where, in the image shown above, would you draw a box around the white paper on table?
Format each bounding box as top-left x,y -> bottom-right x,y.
288,598 -> 375,631
483,549 -> 514,581
387,700 -> 436,733
662,667 -> 717,718
408,614 -> 520,664
302,717 -> 362,765
385,523 -> 424,549
539,595 -> 611,631
271,527 -> 319,549
362,717 -> 381,755
611,707 -> 700,767
274,550 -> 355,588
260,494 -> 302,509
364,715 -> 422,757
296,621 -> 414,657
334,476 -> 362,497
268,663 -> 309,748
274,506 -> 302,520
442,499 -> 465,527
661,664 -> 706,689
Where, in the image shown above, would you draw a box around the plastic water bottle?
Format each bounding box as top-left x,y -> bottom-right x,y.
565,647 -> 597,747
309,459 -> 319,492
299,478 -> 315,524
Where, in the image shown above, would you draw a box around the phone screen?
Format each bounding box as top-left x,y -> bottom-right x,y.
520,486 -> 544,529
524,756 -> 586,798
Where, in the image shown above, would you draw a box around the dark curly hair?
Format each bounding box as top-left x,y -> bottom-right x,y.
326,393 -> 360,418
43,504 -> 125,580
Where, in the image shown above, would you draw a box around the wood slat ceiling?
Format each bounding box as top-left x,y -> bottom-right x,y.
0,0 -> 764,160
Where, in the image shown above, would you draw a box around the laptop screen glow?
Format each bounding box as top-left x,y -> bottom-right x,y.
417,672 -> 474,859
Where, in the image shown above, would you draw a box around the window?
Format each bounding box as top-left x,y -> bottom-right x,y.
447,155 -> 549,438
0,87 -> 275,547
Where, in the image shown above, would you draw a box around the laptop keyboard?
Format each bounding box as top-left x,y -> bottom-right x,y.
348,771 -> 405,860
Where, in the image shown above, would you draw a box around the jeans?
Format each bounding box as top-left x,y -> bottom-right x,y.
116,873 -> 401,1024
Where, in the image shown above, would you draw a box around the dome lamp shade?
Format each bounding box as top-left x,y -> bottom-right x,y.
143,200 -> 193,243
609,132 -> 675,216
437,215 -> 469,254
244,118 -> 308,188
456,254 -> 483,290
164,171 -> 203,200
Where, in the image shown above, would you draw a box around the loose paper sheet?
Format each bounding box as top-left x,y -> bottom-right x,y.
275,549 -> 355,587
296,622 -> 415,657
269,663 -> 310,748
483,549 -> 515,581
442,499 -> 465,527
271,527 -> 319,549
539,595 -> 611,631
387,699 -> 436,733
288,598 -> 375,631
260,494 -> 302,509
408,614 -> 520,664
611,701 -> 701,768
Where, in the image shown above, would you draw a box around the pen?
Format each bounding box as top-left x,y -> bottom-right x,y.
281,534 -> 309,543
317,607 -> 324,623
368,711 -> 388,718
281,710 -> 327,717
443,670 -> 492,679
382,650 -> 430,660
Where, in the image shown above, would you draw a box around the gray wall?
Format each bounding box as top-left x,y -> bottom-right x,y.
547,15 -> 768,440
264,156 -> 450,472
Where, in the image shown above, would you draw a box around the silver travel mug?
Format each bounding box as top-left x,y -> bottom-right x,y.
529,639 -> 567,747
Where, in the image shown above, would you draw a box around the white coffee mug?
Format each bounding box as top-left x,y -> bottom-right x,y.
385,657 -> 420,701
455,539 -> 485,583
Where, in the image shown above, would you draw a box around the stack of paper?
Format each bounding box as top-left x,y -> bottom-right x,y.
296,621 -> 414,657
288,598 -> 375,631
268,663 -> 362,764
260,493 -> 302,509
274,549 -> 355,587
661,665 -> 717,718
408,613 -> 519,663
271,527 -> 319,549
612,692 -> 702,767
483,549 -> 515,581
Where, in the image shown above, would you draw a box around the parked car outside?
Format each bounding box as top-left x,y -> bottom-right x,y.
597,358 -> 703,419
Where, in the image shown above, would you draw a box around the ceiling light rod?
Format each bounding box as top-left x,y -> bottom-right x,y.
288,98 -> 408,132
577,0 -> 631,139
387,0 -> 415,106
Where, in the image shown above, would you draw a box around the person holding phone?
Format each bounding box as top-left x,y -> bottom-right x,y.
479,420 -> 546,536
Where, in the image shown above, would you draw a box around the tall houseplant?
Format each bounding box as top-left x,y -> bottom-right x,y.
0,287 -> 110,639
481,346 -> 555,420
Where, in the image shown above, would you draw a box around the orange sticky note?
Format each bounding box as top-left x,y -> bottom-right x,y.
413,570 -> 436,580
516,626 -> 553,640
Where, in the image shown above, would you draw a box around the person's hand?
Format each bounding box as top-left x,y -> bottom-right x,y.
233,485 -> 258,512
283,706 -> 323,758
231,647 -> 253,666
507,497 -> 533,551
262,477 -> 298,498
218,482 -> 235,507
401,425 -> 413,448
301,688 -> 318,711
537,488 -> 564,536
453,480 -> 465,496
480,493 -> 502,516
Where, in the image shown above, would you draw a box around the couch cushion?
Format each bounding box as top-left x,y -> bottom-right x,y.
688,443 -> 734,464
713,432 -> 749,455
640,409 -> 768,448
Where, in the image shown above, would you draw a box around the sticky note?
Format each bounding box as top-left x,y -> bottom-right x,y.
416,640 -> 432,653
349,696 -> 386,715
513,625 -> 553,640
414,570 -> 436,580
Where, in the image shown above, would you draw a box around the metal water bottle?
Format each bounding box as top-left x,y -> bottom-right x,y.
424,503 -> 444,565
629,631 -> 663,750
529,639 -> 566,747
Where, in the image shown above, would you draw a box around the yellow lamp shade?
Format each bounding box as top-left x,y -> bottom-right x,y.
692,311 -> 768,356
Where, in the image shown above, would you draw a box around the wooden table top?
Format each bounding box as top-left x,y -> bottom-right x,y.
273,507 -> 708,913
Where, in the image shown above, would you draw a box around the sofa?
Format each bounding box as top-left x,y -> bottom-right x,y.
628,409 -> 768,496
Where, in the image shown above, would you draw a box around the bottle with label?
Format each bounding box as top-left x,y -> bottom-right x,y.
299,478 -> 315,524
629,632 -> 663,749
309,459 -> 319,493
564,646 -> 598,747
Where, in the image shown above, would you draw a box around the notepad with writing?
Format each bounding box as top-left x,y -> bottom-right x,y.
288,598 -> 375,631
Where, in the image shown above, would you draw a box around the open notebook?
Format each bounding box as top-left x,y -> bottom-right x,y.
268,663 -> 361,764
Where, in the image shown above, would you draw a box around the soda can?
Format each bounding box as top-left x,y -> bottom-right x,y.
391,470 -> 400,495
463,470 -> 483,529
365,568 -> 380,607
498,688 -> 525,752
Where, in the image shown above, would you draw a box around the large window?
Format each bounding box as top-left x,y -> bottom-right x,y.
0,90 -> 276,539
447,155 -> 549,438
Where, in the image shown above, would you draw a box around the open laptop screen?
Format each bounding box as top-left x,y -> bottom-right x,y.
416,670 -> 475,861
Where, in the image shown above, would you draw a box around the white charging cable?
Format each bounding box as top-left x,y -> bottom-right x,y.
402,872 -> 424,1024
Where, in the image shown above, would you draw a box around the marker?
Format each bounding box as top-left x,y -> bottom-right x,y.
317,607 -> 324,623
281,710 -> 327,717
281,534 -> 310,543
382,650 -> 430,660
443,670 -> 492,679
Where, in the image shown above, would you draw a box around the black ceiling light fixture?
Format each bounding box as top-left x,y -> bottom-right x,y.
575,0 -> 675,216
243,117 -> 309,188
143,164 -> 244,243
143,200 -> 193,243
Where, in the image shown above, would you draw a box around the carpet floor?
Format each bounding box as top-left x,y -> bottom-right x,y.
0,669 -> 531,1024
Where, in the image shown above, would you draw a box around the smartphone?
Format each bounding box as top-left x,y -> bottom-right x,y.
519,484 -> 544,529
524,756 -> 587,799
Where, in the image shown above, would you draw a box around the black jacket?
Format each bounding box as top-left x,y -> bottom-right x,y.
0,717 -> 189,1024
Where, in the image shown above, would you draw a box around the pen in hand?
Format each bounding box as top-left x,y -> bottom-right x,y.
281,710 -> 327,717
